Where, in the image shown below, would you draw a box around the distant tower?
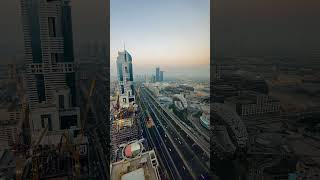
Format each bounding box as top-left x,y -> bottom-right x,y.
116,48 -> 135,108
151,75 -> 156,83
20,0 -> 80,135
160,71 -> 164,82
156,67 -> 160,82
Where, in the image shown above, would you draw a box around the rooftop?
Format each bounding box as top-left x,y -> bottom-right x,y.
110,150 -> 160,180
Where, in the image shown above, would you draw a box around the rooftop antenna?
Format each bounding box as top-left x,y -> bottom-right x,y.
123,42 -> 127,60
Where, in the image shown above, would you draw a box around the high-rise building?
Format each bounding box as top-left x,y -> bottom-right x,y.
151,75 -> 156,83
21,0 -> 80,137
116,49 -> 135,108
160,70 -> 164,82
155,67 -> 160,82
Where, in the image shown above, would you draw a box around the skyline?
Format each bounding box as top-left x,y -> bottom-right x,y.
110,0 -> 210,77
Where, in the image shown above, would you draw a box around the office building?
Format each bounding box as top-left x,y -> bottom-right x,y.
160,70 -> 164,82
225,91 -> 281,117
151,75 -> 156,83
116,49 -> 135,108
156,67 -> 160,82
21,0 -> 80,137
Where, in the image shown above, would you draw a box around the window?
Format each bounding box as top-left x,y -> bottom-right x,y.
123,98 -> 126,103
51,53 -> 58,64
121,85 -> 124,94
60,115 -> 77,129
41,114 -> 52,131
59,95 -> 64,109
129,63 -> 133,81
51,53 -> 64,64
131,85 -> 135,95
35,74 -> 46,102
48,17 -> 56,37
125,66 -> 128,73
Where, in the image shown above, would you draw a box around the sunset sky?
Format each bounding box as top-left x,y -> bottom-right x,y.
110,0 -> 210,77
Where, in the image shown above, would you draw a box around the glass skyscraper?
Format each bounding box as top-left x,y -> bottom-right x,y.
160,71 -> 164,82
116,50 -> 135,107
156,67 -> 160,82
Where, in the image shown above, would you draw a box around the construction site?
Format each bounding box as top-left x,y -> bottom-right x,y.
110,91 -> 141,162
110,139 -> 160,180
0,77 -> 97,180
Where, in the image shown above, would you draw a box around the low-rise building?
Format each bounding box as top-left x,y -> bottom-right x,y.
296,158 -> 320,180
225,91 -> 280,117
213,103 -> 248,149
0,103 -> 23,150
111,140 -> 160,180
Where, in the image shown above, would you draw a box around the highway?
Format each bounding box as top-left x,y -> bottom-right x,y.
138,95 -> 187,180
138,86 -> 212,179
187,114 -> 210,142
143,87 -> 210,157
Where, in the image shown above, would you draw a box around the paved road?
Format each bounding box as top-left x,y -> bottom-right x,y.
143,87 -> 210,157
138,86 -> 212,179
187,114 -> 210,142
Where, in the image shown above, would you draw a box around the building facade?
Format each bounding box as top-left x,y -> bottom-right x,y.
226,91 -> 281,117
116,50 -> 135,108
21,0 -> 80,137
160,70 -> 164,82
155,67 -> 160,82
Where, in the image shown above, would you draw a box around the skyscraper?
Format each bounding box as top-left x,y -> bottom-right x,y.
160,70 -> 164,82
155,67 -> 160,82
21,0 -> 80,136
116,49 -> 135,108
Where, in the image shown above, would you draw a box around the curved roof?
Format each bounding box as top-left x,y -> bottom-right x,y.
213,103 -> 248,147
123,141 -> 142,159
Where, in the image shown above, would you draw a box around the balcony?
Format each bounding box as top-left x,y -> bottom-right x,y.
51,62 -> 74,73
29,63 -> 43,74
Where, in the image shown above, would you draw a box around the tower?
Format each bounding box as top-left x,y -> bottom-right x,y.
155,67 -> 160,82
160,70 -> 164,82
20,0 -> 80,136
116,49 -> 135,108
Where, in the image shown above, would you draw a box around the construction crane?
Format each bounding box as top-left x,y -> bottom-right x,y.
53,79 -> 96,179
18,79 -> 96,180
74,78 -> 96,178
14,104 -> 32,180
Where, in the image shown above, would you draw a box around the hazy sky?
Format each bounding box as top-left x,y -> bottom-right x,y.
110,0 -> 210,77
214,0 -> 320,58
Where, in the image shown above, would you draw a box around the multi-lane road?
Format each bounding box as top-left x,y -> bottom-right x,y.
137,85 -> 212,179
